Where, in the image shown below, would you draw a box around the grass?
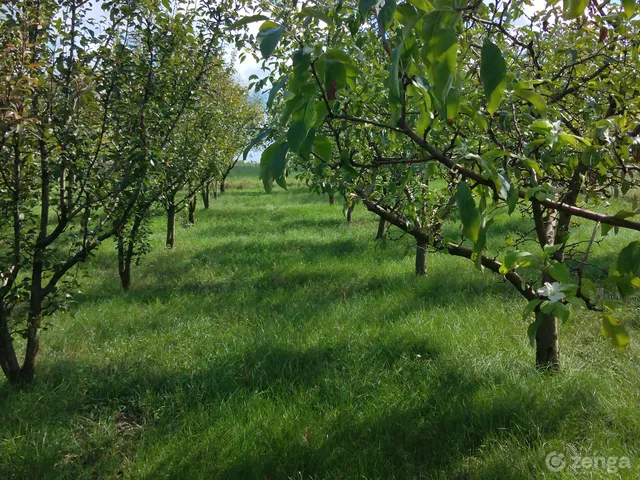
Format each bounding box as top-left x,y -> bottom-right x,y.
1,165 -> 640,479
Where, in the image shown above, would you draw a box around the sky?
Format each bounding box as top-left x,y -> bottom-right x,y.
231,21 -> 268,86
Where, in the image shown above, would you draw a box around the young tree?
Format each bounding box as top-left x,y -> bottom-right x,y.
0,0 -> 153,384
248,0 -> 640,368
114,1 -> 261,286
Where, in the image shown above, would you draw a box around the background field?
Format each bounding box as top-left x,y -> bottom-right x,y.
1,165 -> 639,479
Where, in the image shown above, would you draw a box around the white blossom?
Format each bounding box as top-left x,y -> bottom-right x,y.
537,282 -> 565,303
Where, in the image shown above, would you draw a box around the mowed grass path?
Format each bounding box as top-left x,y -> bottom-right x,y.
2,170 -> 640,479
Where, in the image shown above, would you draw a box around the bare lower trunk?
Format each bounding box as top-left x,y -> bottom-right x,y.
535,312 -> 560,370
346,204 -> 354,223
166,198 -> 176,249
213,181 -> 218,200
329,194 -> 335,205
202,184 -> 211,209
415,238 -> 427,276
20,308 -> 41,385
219,181 -> 225,194
188,195 -> 197,224
118,213 -> 143,291
0,308 -> 21,384
117,232 -> 132,291
21,243 -> 45,384
376,217 -> 386,240
536,268 -> 560,370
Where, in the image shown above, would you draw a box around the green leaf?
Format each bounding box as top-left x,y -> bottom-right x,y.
244,128 -> 272,161
530,119 -> 553,134
298,128 -> 316,161
267,75 -> 288,109
292,49 -> 311,79
232,14 -> 270,29
431,61 -> 454,106
359,0 -> 377,18
503,250 -> 534,271
563,0 -> 589,19
553,302 -> 570,324
389,46 -> 402,104
313,135 -> 333,162
523,299 -> 543,320
299,7 -> 332,24
408,0 -> 432,11
287,121 -> 308,154
473,218 -> 493,270
432,28 -> 457,103
514,89 -> 547,117
260,141 -> 289,192
527,313 -> 544,348
601,314 -> 631,349
460,104 -> 488,131
581,146 -> 601,167
548,262 -> 571,284
558,133 -> 590,149
617,241 -> 640,276
622,0 -> 636,19
379,0 -> 397,32
317,57 -> 347,99
272,142 -> 290,189
313,99 -> 329,128
540,300 -> 554,314
507,183 -> 519,215
256,23 -> 284,60
456,183 -> 481,242
446,87 -> 461,122
416,100 -> 432,136
394,3 -> 418,26
480,39 -> 506,115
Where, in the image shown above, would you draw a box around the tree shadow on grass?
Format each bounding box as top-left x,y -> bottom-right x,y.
0,338 -> 438,477
65,240 -> 525,349
128,353 -> 596,480
2,334 -> 600,479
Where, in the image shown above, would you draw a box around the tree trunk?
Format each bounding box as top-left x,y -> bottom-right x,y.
118,213 -> 143,291
535,312 -> 560,370
202,184 -> 210,209
188,195 -> 197,224
20,240 -> 46,384
166,196 -> 176,249
376,217 -> 386,240
329,193 -> 335,205
415,238 -> 427,276
117,232 -> 132,291
213,181 -> 218,200
120,255 -> 132,291
20,304 -> 42,385
220,181 -> 225,194
0,308 -> 21,385
346,204 -> 354,223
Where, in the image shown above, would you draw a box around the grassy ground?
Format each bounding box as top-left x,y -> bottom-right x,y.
1,166 -> 639,479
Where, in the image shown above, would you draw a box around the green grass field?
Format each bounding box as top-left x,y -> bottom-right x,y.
1,165 -> 639,479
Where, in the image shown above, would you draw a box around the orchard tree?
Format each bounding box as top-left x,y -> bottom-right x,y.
109,0 -> 218,288
118,64 -> 262,286
0,0 -> 251,384
0,0 -> 157,384
246,0 -> 640,369
113,3 -> 261,287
